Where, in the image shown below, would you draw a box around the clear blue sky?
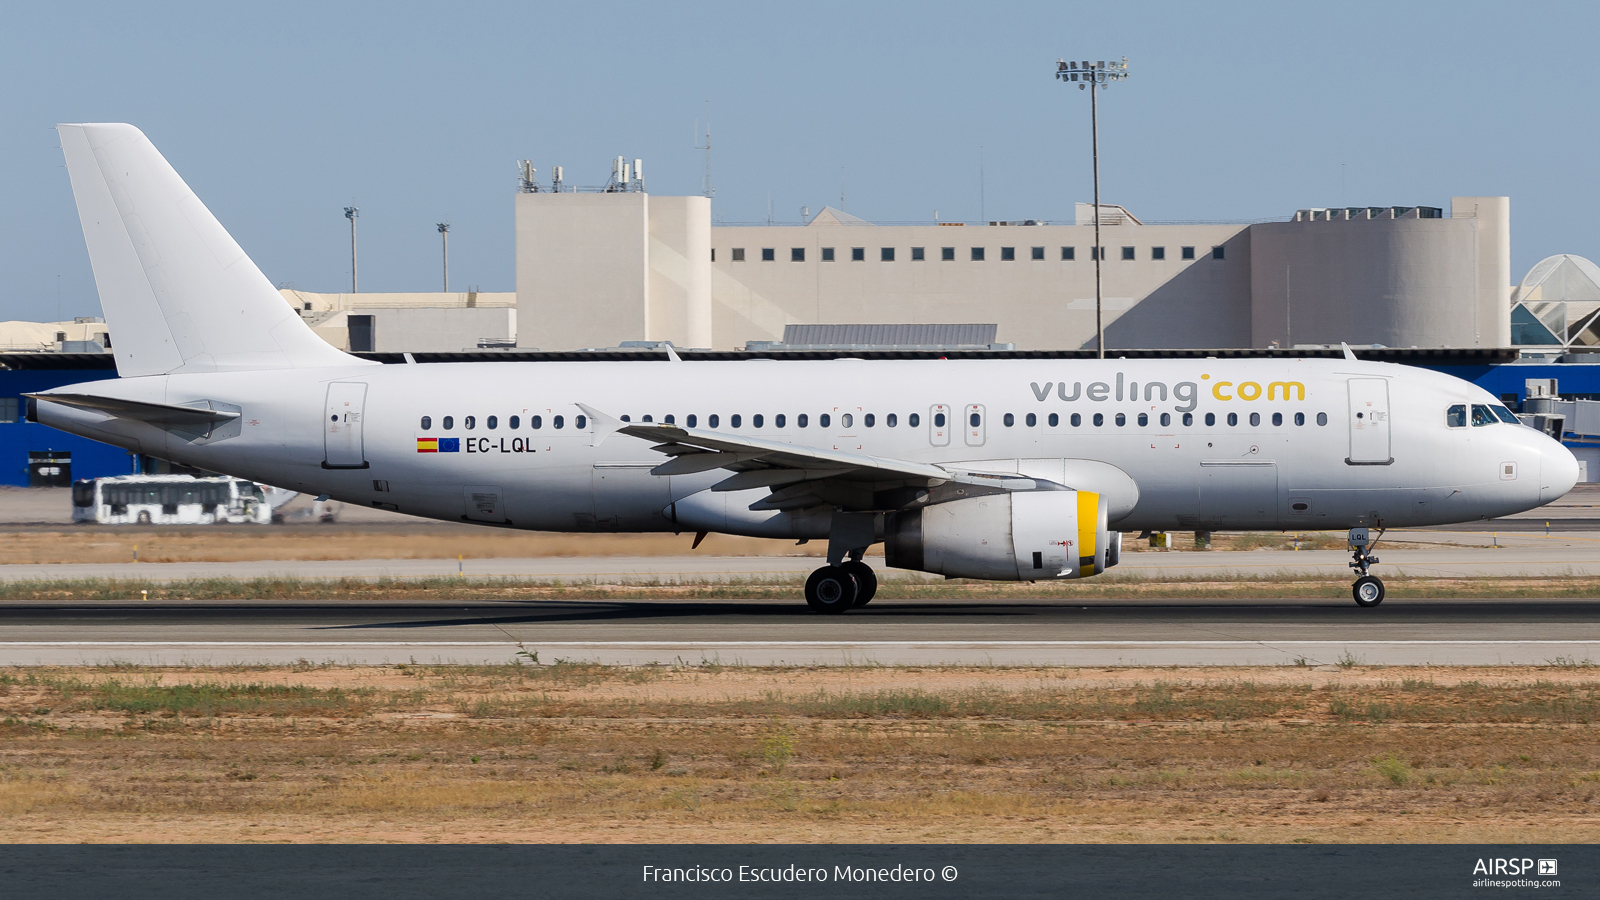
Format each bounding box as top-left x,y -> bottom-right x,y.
1,0 -> 1595,322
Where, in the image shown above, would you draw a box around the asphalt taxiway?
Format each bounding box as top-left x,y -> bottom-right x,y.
4,595 -> 1599,667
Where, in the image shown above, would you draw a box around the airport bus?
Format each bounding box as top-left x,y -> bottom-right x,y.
71,474 -> 272,525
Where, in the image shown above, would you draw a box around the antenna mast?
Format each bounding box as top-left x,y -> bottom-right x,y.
694,102 -> 714,199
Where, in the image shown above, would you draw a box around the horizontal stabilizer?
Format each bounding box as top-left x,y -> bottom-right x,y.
27,392 -> 240,427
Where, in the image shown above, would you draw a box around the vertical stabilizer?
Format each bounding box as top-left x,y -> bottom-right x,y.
57,123 -> 370,376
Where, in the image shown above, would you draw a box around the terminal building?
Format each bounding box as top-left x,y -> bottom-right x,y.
4,156 -> 1600,486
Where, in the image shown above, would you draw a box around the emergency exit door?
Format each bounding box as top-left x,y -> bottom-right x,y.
323,382 -> 369,469
1346,378 -> 1392,464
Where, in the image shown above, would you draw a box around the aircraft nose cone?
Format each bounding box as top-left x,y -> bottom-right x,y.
1542,439 -> 1580,502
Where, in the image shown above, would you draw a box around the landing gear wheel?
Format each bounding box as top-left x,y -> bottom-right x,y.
804,566 -> 859,614
841,561 -> 877,607
1352,575 -> 1385,607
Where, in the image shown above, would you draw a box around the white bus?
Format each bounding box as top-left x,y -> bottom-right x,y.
71,475 -> 272,525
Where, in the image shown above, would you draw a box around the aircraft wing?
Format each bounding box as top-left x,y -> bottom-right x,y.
26,393 -> 240,427
607,417 -> 1044,512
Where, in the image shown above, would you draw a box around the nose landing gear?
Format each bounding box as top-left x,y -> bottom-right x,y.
1348,526 -> 1385,607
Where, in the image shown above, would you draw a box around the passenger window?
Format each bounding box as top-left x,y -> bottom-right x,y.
820,413 -> 831,428
797,413 -> 808,428
664,414 -> 675,424
443,416 -> 454,430
909,413 -> 920,427
1137,413 -> 1147,426
864,413 -> 875,427
731,414 -> 742,428
576,415 -> 587,429
620,415 -> 631,422
775,413 -> 785,428
531,415 -> 542,429
709,414 -> 719,428
510,416 -> 520,429
1048,413 -> 1059,427
752,414 -> 763,428
465,416 -> 477,430
1271,412 -> 1281,426
933,413 -> 944,427
1183,413 -> 1193,426
1316,412 -> 1328,426
1227,413 -> 1238,426
1114,413 -> 1125,426
686,414 -> 697,428
1249,412 -> 1260,426
1294,412 -> 1305,426
842,413 -> 853,428
1160,413 -> 1171,427
886,413 -> 897,427
1093,413 -> 1104,426
642,415 -> 653,422
1003,413 -> 1014,427
1205,413 -> 1216,426
420,416 -> 432,431
1471,404 -> 1494,426
969,412 -> 980,427
1070,413 -> 1081,426
1447,404 -> 1467,428
553,415 -> 564,429
1025,413 -> 1036,427
487,415 -> 498,430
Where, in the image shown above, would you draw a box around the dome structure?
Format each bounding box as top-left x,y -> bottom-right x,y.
1511,254 -> 1600,346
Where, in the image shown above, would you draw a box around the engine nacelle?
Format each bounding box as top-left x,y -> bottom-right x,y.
884,490 -> 1113,581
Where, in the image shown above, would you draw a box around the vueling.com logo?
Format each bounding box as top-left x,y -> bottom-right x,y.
1029,373 -> 1306,414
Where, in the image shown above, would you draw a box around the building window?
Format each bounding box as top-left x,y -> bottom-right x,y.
732,248 -> 746,262
1212,245 -> 1225,260
1031,247 -> 1044,260
911,247 -> 925,261
1090,246 -> 1106,261
971,247 -> 985,261
1121,246 -> 1135,260
851,247 -> 865,261
710,249 -> 715,262
791,248 -> 805,262
821,247 -> 835,261
348,314 -> 374,352
1181,246 -> 1195,260
1001,247 -> 1015,261
941,247 -> 955,261
1151,246 -> 1165,260
1061,246 -> 1075,260
761,248 -> 775,261
881,247 -> 895,262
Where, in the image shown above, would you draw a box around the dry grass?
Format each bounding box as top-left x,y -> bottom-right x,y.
0,664 -> 1598,843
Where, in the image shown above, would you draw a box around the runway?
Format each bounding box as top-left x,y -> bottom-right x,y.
5,596 -> 1600,667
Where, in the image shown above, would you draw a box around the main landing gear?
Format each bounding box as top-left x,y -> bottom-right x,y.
1348,526 -> 1385,607
804,559 -> 878,614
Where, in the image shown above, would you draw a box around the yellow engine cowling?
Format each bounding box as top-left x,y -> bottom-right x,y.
884,490 -> 1114,581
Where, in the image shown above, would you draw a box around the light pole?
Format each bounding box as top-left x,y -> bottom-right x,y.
344,207 -> 359,293
437,223 -> 450,292
1056,57 -> 1128,359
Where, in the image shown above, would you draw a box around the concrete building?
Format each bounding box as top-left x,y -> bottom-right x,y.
279,289 -> 516,352
514,192 -> 1511,352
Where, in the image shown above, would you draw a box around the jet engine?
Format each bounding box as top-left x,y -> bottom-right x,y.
884,490 -> 1115,581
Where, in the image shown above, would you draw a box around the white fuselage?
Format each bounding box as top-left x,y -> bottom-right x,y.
35,356 -> 1578,535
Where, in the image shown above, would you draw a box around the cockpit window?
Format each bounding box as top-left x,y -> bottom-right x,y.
1470,404 -> 1495,427
1492,405 -> 1521,424
1446,404 -> 1466,428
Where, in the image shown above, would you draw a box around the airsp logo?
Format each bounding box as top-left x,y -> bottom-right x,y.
1472,858 -> 1554,876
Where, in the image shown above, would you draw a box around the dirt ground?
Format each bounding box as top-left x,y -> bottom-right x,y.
2,664 -> 1598,844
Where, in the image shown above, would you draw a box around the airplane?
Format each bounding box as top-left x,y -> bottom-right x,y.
27,124 -> 1581,612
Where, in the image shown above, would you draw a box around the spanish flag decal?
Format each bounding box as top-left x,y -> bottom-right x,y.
416,438 -> 438,452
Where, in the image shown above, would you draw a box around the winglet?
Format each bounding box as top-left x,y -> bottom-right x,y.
1341,341 -> 1357,361
576,403 -> 624,447
664,344 -> 682,363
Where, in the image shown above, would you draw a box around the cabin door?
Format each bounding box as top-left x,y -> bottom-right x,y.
1347,378 -> 1392,464
323,382 -> 368,469
928,404 -> 951,447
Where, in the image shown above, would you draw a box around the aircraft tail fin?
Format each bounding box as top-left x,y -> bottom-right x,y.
56,123 -> 370,376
